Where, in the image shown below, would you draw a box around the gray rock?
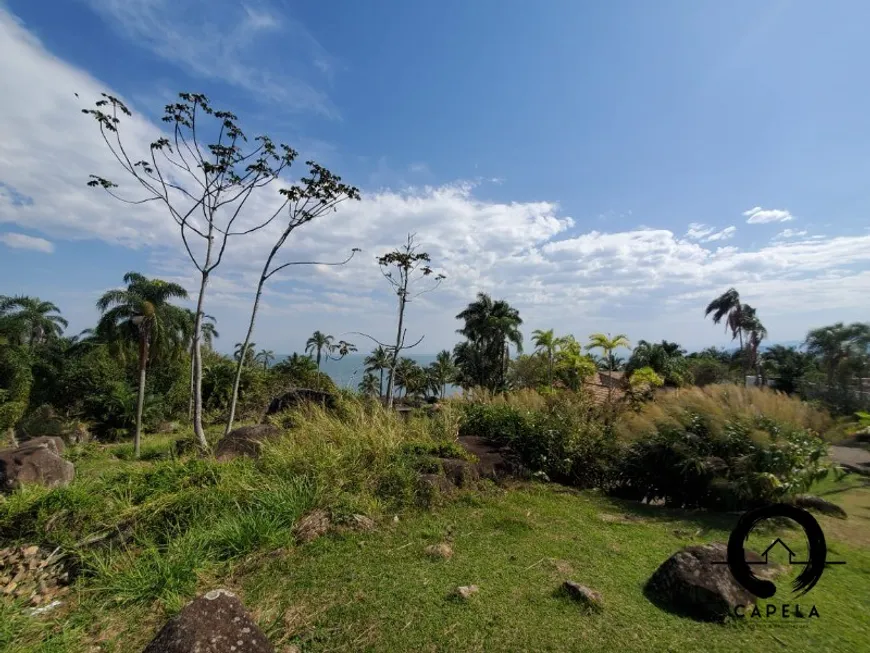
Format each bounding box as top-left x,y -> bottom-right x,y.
791,494 -> 847,519
214,424 -> 282,461
0,445 -> 74,492
419,473 -> 455,495
143,589 -> 273,652
437,458 -> 480,488
14,436 -> 65,456
645,542 -> 760,622
562,581 -> 603,611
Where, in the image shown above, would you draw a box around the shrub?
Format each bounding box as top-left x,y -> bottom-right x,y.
611,384 -> 833,509
460,390 -> 617,488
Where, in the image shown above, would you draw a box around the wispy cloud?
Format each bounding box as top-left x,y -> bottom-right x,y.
743,206 -> 794,224
774,228 -> 809,240
0,232 -> 54,253
83,0 -> 339,117
685,223 -> 736,242
705,225 -> 736,242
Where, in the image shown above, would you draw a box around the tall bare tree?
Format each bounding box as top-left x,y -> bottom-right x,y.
223,162 -> 360,435
82,92 -> 304,450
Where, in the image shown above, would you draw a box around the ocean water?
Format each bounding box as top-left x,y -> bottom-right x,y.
278,353 -> 461,395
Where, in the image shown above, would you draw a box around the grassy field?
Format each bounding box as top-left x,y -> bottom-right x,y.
3,465 -> 868,652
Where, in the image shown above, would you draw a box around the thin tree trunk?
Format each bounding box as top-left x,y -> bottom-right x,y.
379,368 -> 384,398
134,331 -> 149,459
224,279 -> 266,436
192,268 -> 210,451
385,291 -> 407,408
187,341 -> 195,421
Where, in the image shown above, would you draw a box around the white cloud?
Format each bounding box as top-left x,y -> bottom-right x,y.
82,0 -> 337,116
774,228 -> 809,240
685,222 -> 714,240
0,232 -> 54,253
704,226 -> 736,242
743,206 -> 794,224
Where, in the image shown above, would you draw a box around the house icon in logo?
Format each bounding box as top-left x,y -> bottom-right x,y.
755,538 -> 801,565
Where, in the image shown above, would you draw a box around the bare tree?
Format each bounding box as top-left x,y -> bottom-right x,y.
370,234 -> 444,408
82,92 -> 302,450
223,163 -> 360,434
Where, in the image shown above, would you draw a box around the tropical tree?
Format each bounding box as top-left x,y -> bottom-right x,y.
305,331 -> 334,371
759,345 -> 815,393
255,349 -> 275,370
358,372 -> 380,398
96,272 -> 188,458
739,306 -> 767,382
586,333 -> 630,402
626,340 -> 691,387
364,346 -> 391,398
0,296 -> 67,347
531,329 -> 559,387
234,341 -> 257,365
705,288 -> 745,349
805,322 -> 870,385
554,336 -> 598,390
454,293 -> 523,391
428,350 -> 457,399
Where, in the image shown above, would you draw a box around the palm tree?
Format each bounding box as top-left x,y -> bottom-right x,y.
364,346 -> 391,398
358,372 -> 380,398
586,332 -> 630,401
428,350 -> 457,399
805,322 -> 870,385
393,357 -> 427,398
96,272 -> 188,458
704,288 -> 745,349
255,349 -> 275,370
531,329 -> 559,387
234,341 -> 257,365
305,331 -> 334,372
0,296 -> 68,347
626,340 -> 690,387
455,293 -> 523,391
739,307 -> 767,383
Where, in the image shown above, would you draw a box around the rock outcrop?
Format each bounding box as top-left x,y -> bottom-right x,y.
644,542 -> 767,622
0,442 -> 74,492
143,589 -> 273,652
214,424 -> 282,461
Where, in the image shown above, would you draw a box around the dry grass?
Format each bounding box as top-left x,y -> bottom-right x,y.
615,384 -> 833,442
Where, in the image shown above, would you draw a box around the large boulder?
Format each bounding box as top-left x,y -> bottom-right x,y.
143,589 -> 273,653
15,436 -> 65,456
0,444 -> 75,492
214,424 -> 282,462
645,543 -> 766,622
266,388 -> 336,415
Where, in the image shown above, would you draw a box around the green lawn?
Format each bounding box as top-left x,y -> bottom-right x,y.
6,476 -> 867,653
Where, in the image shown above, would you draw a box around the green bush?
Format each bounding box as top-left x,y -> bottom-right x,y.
460,392 -> 617,488
611,385 -> 832,510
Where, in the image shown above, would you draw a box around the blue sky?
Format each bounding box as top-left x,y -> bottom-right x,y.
1,0 -> 869,355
